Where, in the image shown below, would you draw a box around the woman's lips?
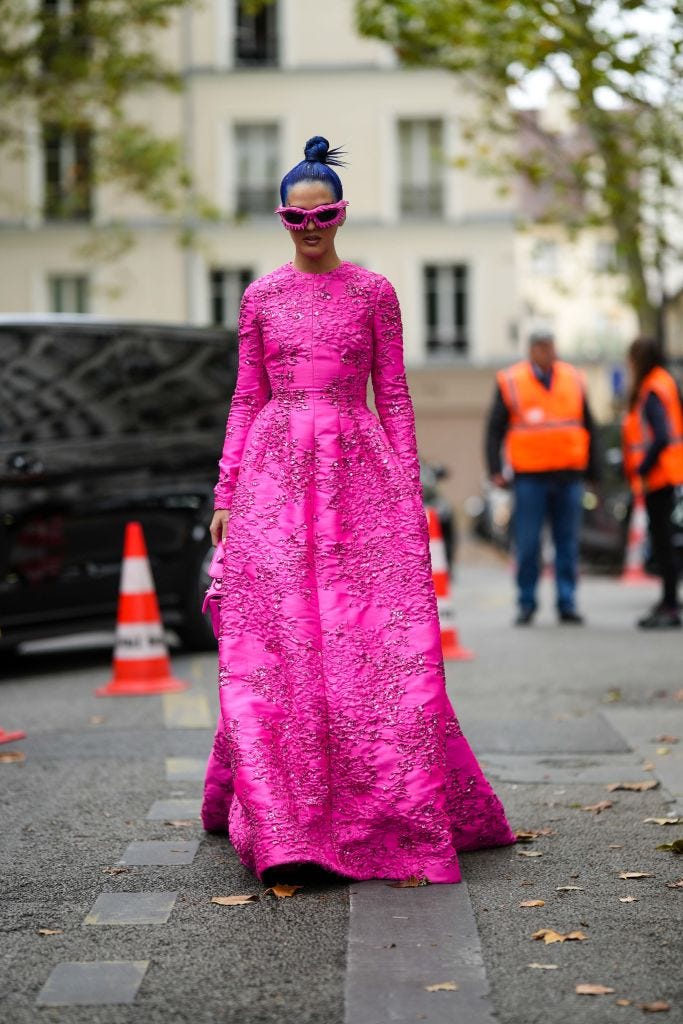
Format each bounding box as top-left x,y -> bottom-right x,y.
303,235 -> 320,245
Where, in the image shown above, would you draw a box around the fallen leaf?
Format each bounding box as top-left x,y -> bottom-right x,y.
515,828 -> 555,842
609,844 -> 624,849
211,895 -> 259,906
618,871 -> 654,879
527,962 -> 559,970
654,734 -> 679,744
266,884 -> 303,898
576,983 -> 615,995
642,761 -> 656,771
164,820 -> 195,827
605,689 -> 622,702
607,781 -> 659,792
0,750 -> 25,763
655,747 -> 671,756
101,866 -> 130,875
665,878 -> 683,888
639,1001 -> 670,1013
556,885 -> 584,891
88,715 -> 105,726
424,981 -> 458,992
582,801 -> 613,814
656,839 -> 683,854
616,998 -> 633,1006
518,850 -> 543,858
672,689 -> 683,701
644,818 -> 682,826
619,895 -> 639,903
532,929 -> 588,944
37,928 -> 63,936
519,900 -> 545,907
388,875 -> 428,888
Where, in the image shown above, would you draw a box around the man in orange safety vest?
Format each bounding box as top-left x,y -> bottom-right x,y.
485,329 -> 601,625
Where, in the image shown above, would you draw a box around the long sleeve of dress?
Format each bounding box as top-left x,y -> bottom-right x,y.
213,286 -> 270,510
371,277 -> 422,495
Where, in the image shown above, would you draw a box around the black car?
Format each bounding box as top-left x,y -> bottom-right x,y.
0,317 -> 237,653
1,317 -> 455,655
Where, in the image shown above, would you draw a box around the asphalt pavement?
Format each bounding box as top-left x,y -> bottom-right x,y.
1,546 -> 682,1024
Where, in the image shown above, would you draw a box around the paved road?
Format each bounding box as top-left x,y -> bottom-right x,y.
1,551 -> 682,1023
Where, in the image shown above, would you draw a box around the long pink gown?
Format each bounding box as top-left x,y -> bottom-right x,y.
201,260 -> 516,883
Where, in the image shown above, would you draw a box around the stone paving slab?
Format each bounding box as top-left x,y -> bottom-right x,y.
465,714 -> 630,754
118,840 -> 200,866
481,752 -> 648,785
83,891 -> 177,925
163,693 -> 212,729
146,798 -> 202,820
36,961 -> 149,1006
165,756 -> 206,781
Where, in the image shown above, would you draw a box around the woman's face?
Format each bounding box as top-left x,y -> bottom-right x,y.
283,181 -> 344,262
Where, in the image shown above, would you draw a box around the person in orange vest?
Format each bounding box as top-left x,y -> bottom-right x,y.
622,337 -> 683,628
486,329 -> 601,625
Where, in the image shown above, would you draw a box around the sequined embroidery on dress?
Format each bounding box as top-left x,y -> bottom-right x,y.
201,261 -> 516,882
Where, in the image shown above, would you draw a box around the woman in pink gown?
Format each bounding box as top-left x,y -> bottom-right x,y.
201,136 -> 516,883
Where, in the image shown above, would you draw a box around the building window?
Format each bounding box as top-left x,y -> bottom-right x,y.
398,120 -> 444,216
43,126 -> 93,220
210,268 -> 253,327
424,265 -> 469,357
530,240 -> 559,276
49,275 -> 90,313
234,123 -> 279,215
234,0 -> 278,66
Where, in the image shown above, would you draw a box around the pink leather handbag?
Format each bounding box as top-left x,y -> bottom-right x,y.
201,540 -> 225,639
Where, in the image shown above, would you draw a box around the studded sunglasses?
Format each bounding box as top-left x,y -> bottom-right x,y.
275,199 -> 348,230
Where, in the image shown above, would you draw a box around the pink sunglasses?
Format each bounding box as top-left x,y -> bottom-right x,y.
275,199 -> 348,230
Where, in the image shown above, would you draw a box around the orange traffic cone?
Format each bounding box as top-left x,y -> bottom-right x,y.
621,494 -> 654,585
96,522 -> 188,697
426,507 -> 474,661
0,727 -> 26,745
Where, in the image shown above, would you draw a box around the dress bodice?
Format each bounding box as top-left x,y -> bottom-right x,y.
213,261 -> 421,509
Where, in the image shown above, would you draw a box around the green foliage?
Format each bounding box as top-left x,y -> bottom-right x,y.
356,0 -> 683,331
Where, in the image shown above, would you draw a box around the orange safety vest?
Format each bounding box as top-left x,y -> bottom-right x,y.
497,360 -> 590,473
622,367 -> 683,493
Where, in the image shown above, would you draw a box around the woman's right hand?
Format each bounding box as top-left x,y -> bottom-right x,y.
210,509 -> 230,547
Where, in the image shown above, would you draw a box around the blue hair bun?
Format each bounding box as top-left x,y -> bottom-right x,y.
280,136 -> 347,203
304,135 -> 347,168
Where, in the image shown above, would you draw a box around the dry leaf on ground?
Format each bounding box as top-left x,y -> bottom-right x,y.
616,999 -> 632,1006
518,851 -> 543,858
515,828 -> 555,842
655,747 -> 671,755
164,820 -> 195,827
211,895 -> 259,906
576,983 -> 615,995
101,866 -> 131,875
607,781 -> 659,792
37,928 -> 63,936
642,761 -> 656,771
644,818 -> 682,826
654,734 -> 679,744
672,689 -> 683,701
639,1001 -> 670,1013
618,871 -> 654,879
527,963 -> 559,970
265,884 -> 303,898
0,750 -> 25,763
665,877 -> 683,888
556,885 -> 584,891
424,981 -> 458,992
582,800 -> 613,814
520,900 -> 545,908
388,876 -> 428,888
532,929 -> 588,944
619,895 -> 639,903
656,839 -> 683,854
88,715 -> 105,726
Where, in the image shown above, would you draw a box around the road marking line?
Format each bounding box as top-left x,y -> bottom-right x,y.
146,798 -> 201,820
118,840 -> 199,866
162,693 -> 212,729
36,961 -> 149,1006
345,878 -> 496,1024
83,892 -> 177,926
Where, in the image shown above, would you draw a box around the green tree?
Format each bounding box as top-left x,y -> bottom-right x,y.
0,0 -> 211,253
356,0 -> 683,338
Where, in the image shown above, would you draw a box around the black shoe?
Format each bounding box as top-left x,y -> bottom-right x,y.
637,606 -> 682,629
558,609 -> 584,625
515,608 -> 535,626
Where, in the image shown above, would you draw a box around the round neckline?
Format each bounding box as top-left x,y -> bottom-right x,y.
288,259 -> 348,277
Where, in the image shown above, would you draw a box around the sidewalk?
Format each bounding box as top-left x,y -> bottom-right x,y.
0,549 -> 681,1023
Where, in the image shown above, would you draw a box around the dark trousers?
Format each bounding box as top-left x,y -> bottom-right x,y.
645,485 -> 680,608
513,475 -> 584,613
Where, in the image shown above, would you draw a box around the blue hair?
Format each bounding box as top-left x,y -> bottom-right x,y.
279,136 -> 347,204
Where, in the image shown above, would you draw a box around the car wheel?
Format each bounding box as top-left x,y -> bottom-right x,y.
176,541 -> 219,652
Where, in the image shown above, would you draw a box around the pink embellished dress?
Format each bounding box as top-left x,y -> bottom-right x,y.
201,260 -> 516,883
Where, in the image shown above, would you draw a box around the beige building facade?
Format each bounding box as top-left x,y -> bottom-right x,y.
0,0 -> 641,505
